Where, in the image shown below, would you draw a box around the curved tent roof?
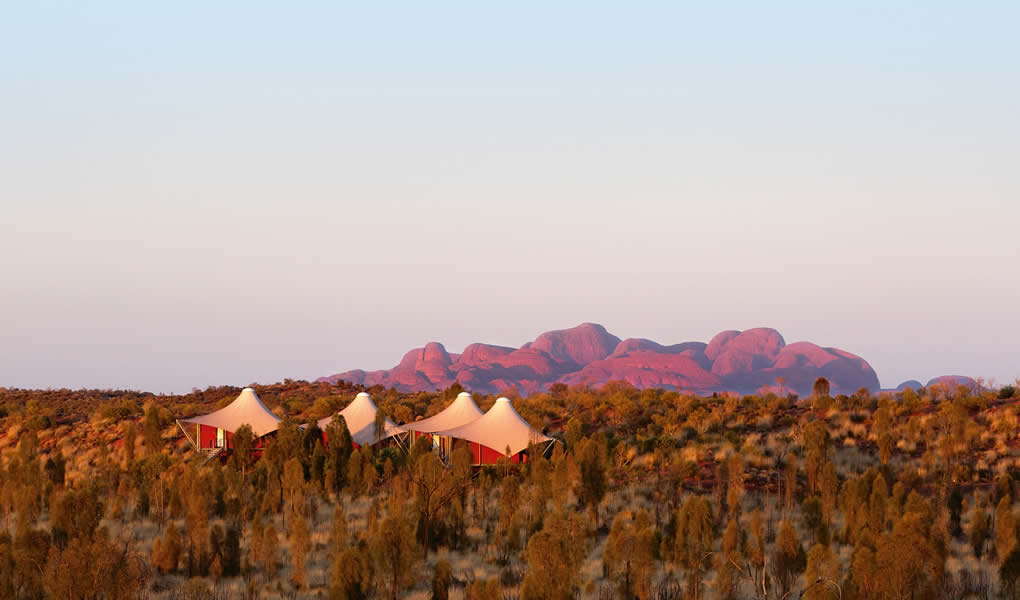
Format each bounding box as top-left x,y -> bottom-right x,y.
181,388 -> 281,437
402,392 -> 483,434
434,397 -> 553,455
317,392 -> 402,446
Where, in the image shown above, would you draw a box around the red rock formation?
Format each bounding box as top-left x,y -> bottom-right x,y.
560,350 -> 720,390
524,323 -> 620,367
318,324 -> 883,395
458,343 -> 514,366
710,328 -> 786,377
705,330 -> 741,361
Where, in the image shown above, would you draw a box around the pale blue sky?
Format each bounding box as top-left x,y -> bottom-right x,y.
2,2 -> 1017,393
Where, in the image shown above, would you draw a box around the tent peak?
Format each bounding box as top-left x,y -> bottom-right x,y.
180,386 -> 280,437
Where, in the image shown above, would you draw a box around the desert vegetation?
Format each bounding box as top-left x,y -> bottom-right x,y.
1,378 -> 1020,599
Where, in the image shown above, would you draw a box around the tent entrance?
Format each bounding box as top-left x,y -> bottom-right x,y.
216,428 -> 225,448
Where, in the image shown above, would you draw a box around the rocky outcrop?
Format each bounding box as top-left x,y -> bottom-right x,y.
319,324 -> 883,395
895,380 -> 924,391
926,375 -> 980,391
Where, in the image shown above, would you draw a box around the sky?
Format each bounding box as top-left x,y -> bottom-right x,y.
1,2 -> 1018,394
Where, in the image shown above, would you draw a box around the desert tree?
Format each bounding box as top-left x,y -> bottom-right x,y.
184,481 -> 212,576
360,446 -> 377,493
997,495 -> 1018,562
730,508 -> 771,600
466,577 -> 502,600
848,530 -> 880,600
325,416 -> 354,496
290,513 -> 311,588
1002,548 -> 1020,600
802,420 -> 831,494
122,421 -> 137,465
820,461 -> 838,526
970,502 -> 990,558
772,519 -> 805,596
142,402 -> 164,455
874,511 -> 941,600
330,543 -> 372,600
152,525 -> 182,574
374,409 -> 388,444
604,508 -> 656,600
329,503 -> 348,550
230,424 -> 255,479
812,377 -> 831,399
497,474 -> 522,561
50,485 -> 104,548
869,474 -> 888,534
669,495 -> 715,600
726,452 -> 744,518
802,544 -> 838,600
431,558 -> 452,600
282,457 -> 305,526
43,532 -> 146,600
43,450 -> 66,488
370,511 -> 417,600
249,514 -> 265,576
521,510 -> 589,600
310,442 -> 327,491
550,444 -> 571,509
347,449 -> 365,496
784,453 -> 798,516
261,522 -> 280,580
407,444 -> 473,558
220,526 -> 242,577
715,517 -> 742,600
996,475 -> 1016,509
575,436 -> 608,526
526,450 -> 553,531
5,526 -> 50,598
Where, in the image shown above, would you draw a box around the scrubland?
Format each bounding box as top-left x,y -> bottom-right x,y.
1,378 -> 1020,600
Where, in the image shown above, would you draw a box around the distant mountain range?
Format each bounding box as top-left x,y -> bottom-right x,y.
317,323 -> 973,396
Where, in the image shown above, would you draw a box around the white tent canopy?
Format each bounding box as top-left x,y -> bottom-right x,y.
317,392 -> 402,446
434,397 -> 553,456
402,392 -> 483,434
181,387 -> 281,437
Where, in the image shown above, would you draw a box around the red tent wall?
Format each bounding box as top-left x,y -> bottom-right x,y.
197,424 -> 267,451
199,424 -> 218,448
449,438 -> 525,465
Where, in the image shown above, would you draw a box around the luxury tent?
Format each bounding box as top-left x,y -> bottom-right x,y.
178,387 -> 281,456
401,391 -> 484,450
432,397 -> 555,465
316,392 -> 404,448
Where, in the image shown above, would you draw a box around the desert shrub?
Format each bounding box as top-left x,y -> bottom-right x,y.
24,414 -> 53,431
100,398 -> 141,421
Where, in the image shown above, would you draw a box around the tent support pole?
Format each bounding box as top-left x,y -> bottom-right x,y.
177,420 -> 199,451
395,431 -> 409,453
